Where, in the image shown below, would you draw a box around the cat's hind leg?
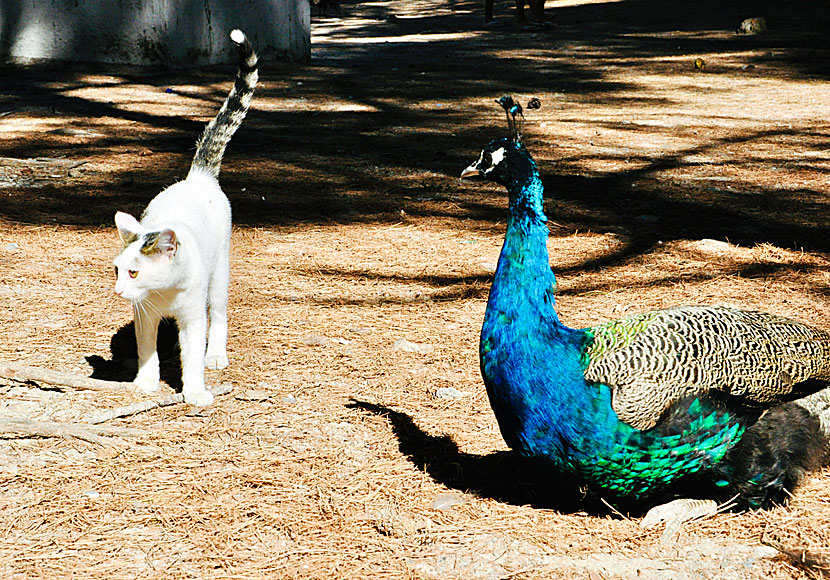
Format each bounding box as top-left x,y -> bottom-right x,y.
205,252 -> 230,371
133,304 -> 162,393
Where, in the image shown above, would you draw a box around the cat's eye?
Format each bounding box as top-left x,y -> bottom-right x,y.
128,270 -> 138,279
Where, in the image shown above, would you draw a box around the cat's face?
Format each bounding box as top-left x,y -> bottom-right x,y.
113,212 -> 178,302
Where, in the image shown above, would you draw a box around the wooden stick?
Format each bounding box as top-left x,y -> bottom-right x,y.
763,537 -> 830,570
0,362 -> 137,392
0,156 -> 87,168
83,383 -> 234,425
0,418 -> 143,446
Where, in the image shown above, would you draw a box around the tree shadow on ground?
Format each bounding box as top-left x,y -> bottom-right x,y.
85,319 -> 182,389
348,399 -> 613,516
0,0 -> 827,285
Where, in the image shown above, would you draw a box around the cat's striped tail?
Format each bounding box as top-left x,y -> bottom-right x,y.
190,29 -> 258,179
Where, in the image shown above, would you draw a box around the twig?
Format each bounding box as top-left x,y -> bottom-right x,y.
763,535 -> 830,571
0,417 -> 143,446
83,383 -> 234,424
0,362 -> 136,392
0,156 -> 87,168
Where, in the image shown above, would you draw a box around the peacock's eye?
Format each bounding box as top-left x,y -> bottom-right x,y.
128,270 -> 138,279
482,151 -> 492,166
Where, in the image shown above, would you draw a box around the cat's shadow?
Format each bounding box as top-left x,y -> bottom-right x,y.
86,318 -> 183,389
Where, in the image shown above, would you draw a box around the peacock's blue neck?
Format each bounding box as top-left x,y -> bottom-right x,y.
489,158 -> 560,327
481,161 -> 600,469
488,213 -> 560,325
506,160 -> 547,226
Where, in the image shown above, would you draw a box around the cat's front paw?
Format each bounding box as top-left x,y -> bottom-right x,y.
205,354 -> 229,371
134,375 -> 161,393
183,388 -> 214,407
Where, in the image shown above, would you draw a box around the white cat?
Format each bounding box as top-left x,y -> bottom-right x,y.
113,29 -> 258,406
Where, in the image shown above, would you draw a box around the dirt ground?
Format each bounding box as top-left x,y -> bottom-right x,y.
1,0 -> 829,577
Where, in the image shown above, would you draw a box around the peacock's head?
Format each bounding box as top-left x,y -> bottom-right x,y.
460,138 -> 531,186
461,95 -> 540,187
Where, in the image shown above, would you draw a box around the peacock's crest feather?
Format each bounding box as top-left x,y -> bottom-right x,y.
496,95 -> 540,144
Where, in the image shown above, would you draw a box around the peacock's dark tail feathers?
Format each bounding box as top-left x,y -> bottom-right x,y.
795,387 -> 830,462
671,403 -> 826,510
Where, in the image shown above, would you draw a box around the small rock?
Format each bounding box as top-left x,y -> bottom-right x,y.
348,326 -> 373,335
430,492 -> 467,511
367,508 -> 429,537
131,501 -> 151,513
693,239 -> 732,255
5,243 -> 19,251
477,261 -> 497,273
301,334 -> 329,346
81,490 -> 100,499
434,387 -> 464,400
282,395 -> 298,405
393,339 -> 434,354
753,545 -> 779,559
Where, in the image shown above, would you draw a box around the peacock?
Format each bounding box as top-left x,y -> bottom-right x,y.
461,96 -> 830,526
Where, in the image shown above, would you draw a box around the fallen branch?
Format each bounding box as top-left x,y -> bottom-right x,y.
83,383 -> 234,425
0,362 -> 136,393
0,417 -> 143,446
763,537 -> 830,571
0,156 -> 87,168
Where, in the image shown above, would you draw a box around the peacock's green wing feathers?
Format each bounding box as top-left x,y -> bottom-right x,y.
583,305 -> 830,430
575,389 -> 752,499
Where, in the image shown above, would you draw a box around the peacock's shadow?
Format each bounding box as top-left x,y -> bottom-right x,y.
348,400 -> 613,516
85,318 -> 183,389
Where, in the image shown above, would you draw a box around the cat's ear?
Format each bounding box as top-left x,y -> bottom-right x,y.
156,229 -> 178,257
142,229 -> 178,258
114,212 -> 144,245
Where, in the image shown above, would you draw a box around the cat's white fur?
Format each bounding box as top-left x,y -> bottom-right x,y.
113,167 -> 231,406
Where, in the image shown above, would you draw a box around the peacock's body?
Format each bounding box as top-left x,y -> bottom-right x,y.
463,98 -> 830,513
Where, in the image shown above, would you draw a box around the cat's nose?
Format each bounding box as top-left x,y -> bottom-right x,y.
114,288 -> 124,296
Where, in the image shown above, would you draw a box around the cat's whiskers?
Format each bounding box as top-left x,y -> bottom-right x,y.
132,300 -> 147,330
132,295 -> 164,328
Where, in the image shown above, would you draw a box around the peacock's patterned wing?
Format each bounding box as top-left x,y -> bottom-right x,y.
583,305 -> 830,430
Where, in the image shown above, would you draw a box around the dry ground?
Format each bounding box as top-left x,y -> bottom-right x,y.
1,0 -> 830,577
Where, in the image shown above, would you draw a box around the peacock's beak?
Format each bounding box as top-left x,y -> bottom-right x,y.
460,162 -> 482,179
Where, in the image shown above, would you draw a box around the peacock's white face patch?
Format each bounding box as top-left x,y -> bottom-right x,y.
487,147 -> 506,171
461,145 -> 509,180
